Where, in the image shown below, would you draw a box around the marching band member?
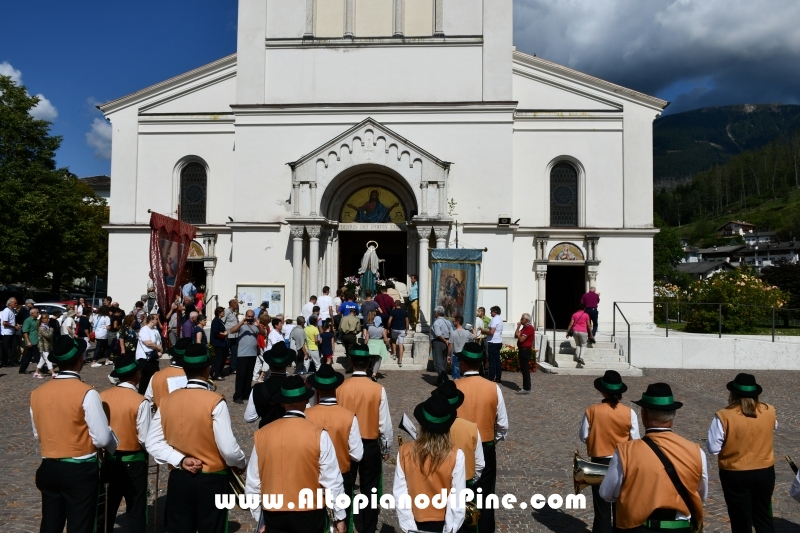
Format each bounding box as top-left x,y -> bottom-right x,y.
707,373 -> 777,533
244,375 -> 348,533
99,353 -> 152,533
146,344 -> 246,533
393,394 -> 466,533
578,370 -> 640,533
599,383 -> 707,532
432,381 -> 485,486
144,337 -> 189,409
31,337 -> 118,533
244,341 -> 294,426
454,342 -> 508,533
306,365 -> 364,530
336,345 -> 393,533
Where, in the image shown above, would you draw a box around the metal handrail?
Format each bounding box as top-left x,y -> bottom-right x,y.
613,302 -> 631,365
533,299 -> 557,365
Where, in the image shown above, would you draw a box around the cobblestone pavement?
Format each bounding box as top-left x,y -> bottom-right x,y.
2,365 -> 800,532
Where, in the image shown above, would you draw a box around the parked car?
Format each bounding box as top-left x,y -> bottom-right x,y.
34,303 -> 68,316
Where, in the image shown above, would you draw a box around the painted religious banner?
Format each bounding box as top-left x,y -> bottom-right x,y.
430,249 -> 483,322
149,211 -> 196,314
548,242 -> 584,261
340,187 -> 405,224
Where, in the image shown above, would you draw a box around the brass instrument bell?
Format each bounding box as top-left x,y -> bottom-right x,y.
573,450 -> 609,494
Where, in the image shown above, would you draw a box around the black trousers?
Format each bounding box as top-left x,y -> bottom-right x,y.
262,509 -> 327,533
342,333 -> 358,371
719,466 -> 775,533
94,338 -> 110,362
518,347 -> 532,391
234,356 -> 257,401
416,521 -> 446,532
585,308 -> 599,337
227,337 -> 239,372
590,457 -> 614,533
101,456 -> 147,533
432,339 -> 448,382
165,468 -> 229,533
487,343 -> 502,382
342,469 -> 354,527
138,359 -> 160,395
2,333 -> 15,365
36,459 -> 99,533
352,439 -> 382,533
20,344 -> 39,373
296,349 -> 307,375
476,443 -> 497,533
211,344 -> 228,379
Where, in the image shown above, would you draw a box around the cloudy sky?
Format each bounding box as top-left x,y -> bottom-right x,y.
2,0 -> 799,177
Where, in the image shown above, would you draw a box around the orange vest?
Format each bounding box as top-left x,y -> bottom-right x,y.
31,378 -> 96,458
159,388 -> 226,472
336,376 -> 382,439
150,365 -> 185,408
450,418 -> 479,481
616,431 -> 704,529
716,404 -> 776,471
306,402 -> 357,473
585,402 -> 633,457
254,416 -> 323,511
455,376 -> 498,443
100,385 -> 145,451
398,442 -> 457,523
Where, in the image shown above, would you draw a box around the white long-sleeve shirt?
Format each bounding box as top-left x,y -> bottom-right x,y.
599,429 -> 708,522
706,415 -> 778,455
316,397 -> 365,463
461,371 -> 508,441
145,380 -> 246,469
243,373 -> 290,424
393,448 -> 466,533
244,411 -> 346,523
472,429 -> 486,483
578,407 -> 641,457
116,382 -> 152,449
31,371 -> 118,458
351,371 -> 394,451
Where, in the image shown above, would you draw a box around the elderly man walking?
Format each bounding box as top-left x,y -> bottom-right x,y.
430,306 -> 453,385
581,285 -> 600,343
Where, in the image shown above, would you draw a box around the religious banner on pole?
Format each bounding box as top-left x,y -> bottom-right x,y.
149,211 -> 197,315
430,249 -> 483,323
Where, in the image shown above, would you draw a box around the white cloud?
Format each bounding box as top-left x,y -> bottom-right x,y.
0,61 -> 23,84
30,94 -> 58,121
86,118 -> 112,160
514,0 -> 800,113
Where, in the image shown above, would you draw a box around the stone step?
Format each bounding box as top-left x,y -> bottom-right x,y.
539,362 -> 643,377
555,355 -> 628,365
555,359 -> 633,370
557,347 -> 621,357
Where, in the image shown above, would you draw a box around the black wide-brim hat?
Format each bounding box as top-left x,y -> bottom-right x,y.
726,373 -> 763,398
273,375 -> 315,403
349,344 -> 372,359
168,338 -> 193,358
177,344 -> 212,369
414,395 -> 457,434
632,382 -> 683,411
594,370 -> 628,395
49,337 -> 87,364
110,353 -> 145,378
432,380 -> 465,409
307,364 -> 344,390
457,341 -> 484,362
264,342 -> 296,368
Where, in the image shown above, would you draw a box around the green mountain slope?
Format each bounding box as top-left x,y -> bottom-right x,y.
654,104 -> 800,182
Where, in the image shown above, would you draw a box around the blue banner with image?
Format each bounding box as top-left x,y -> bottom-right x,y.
430,249 -> 483,324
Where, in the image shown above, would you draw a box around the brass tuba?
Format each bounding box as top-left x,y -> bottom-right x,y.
227,468 -> 247,498
573,450 -> 609,494
464,499 -> 481,527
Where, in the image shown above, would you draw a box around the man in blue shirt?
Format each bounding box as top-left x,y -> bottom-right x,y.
408,274 -> 419,328
181,278 -> 197,299
338,293 -> 359,316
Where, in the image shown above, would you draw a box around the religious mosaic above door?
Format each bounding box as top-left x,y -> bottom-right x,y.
340,187 -> 405,223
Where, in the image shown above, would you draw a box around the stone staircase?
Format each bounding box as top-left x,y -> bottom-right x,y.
539,333 -> 642,376
329,331 -> 428,372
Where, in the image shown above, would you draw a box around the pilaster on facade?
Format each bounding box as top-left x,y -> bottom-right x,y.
393,0 -> 404,36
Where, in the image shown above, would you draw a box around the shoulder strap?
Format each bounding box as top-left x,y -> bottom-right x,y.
642,436 -> 700,531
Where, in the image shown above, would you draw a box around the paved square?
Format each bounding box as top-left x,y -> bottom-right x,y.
2,366 -> 799,532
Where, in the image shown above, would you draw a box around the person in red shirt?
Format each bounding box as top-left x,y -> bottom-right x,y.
580,285 -> 600,343
514,313 -> 535,394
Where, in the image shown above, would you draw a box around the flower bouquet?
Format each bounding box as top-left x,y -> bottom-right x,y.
343,276 -> 361,296
499,344 -> 537,373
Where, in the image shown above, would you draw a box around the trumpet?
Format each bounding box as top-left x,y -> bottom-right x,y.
464,498 -> 481,527
228,468 -> 247,497
573,450 -> 609,494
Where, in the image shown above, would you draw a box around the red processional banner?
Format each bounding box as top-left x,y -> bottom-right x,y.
149,211 -> 197,316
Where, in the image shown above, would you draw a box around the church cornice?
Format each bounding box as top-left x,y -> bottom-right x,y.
264,36 -> 483,49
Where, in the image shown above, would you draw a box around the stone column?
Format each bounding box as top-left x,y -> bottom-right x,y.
416,225 -> 432,330
292,183 -> 301,215
330,229 -> 339,290
307,225 -> 321,298
437,182 -> 446,217
420,182 -> 429,216
345,0 -> 355,37
304,0 -> 315,37
536,270 -> 547,327
434,0 -> 444,36
309,182 -> 318,216
433,225 -> 448,249
393,0 -> 404,36
291,226 -> 305,316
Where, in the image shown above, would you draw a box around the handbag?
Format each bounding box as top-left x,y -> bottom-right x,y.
642,436 -> 704,533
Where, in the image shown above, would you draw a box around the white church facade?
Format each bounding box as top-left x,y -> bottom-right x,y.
100,0 -> 666,334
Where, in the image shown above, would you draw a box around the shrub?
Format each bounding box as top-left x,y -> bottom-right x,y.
499,344 -> 537,372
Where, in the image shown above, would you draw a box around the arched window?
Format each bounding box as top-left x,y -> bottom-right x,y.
550,162 -> 578,227
179,162 -> 207,225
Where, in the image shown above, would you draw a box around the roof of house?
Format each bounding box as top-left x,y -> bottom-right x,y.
676,261 -> 734,275
80,175 -> 111,189
696,245 -> 745,254
744,231 -> 777,238
734,242 -> 800,254
715,220 -> 756,232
